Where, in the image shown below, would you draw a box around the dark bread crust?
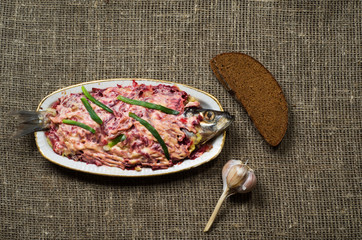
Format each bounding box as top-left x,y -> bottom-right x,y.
210,52 -> 288,146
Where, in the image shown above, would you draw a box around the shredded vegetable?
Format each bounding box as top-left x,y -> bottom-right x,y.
81,97 -> 103,125
82,86 -> 114,113
129,112 -> 170,159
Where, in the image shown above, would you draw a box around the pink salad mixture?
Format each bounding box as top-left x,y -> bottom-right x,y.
45,81 -> 203,170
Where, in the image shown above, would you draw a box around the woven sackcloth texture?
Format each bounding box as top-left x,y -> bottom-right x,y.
0,0 -> 360,239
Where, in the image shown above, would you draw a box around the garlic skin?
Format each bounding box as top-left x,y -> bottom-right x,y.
237,168 -> 257,193
222,159 -> 257,194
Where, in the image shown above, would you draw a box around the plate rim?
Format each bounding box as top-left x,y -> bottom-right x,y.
35,78 -> 226,177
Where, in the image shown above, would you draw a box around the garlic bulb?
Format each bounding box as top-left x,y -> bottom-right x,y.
204,160 -> 257,232
223,160 -> 257,194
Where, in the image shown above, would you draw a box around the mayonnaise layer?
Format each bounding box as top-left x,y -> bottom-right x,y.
45,82 -> 201,170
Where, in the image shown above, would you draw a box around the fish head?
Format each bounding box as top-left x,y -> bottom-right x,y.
184,108 -> 234,145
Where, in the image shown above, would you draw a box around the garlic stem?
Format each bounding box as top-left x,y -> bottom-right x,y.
204,187 -> 230,232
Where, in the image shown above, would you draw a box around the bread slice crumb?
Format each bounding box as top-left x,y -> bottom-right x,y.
210,52 -> 288,146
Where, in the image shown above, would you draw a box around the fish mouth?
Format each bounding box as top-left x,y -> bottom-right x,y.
223,111 -> 235,122
199,111 -> 234,144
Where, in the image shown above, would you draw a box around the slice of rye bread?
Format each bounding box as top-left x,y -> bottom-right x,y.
210,52 -> 288,146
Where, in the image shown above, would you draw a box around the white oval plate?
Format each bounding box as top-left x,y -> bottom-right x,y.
35,78 -> 226,177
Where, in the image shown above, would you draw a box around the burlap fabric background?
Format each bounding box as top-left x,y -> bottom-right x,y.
1,0 -> 360,239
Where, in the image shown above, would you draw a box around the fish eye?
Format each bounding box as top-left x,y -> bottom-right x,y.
204,111 -> 215,121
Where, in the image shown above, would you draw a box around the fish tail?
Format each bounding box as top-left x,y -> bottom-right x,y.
8,110 -> 48,138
